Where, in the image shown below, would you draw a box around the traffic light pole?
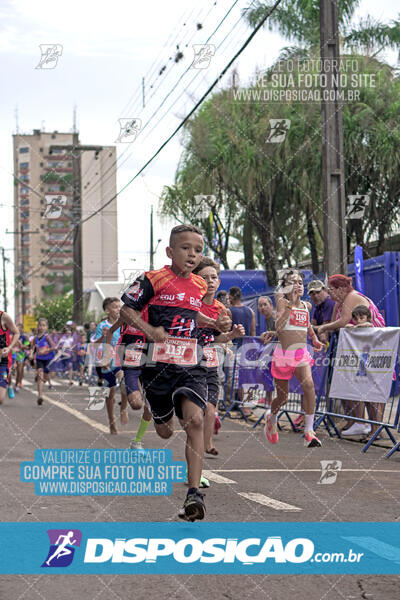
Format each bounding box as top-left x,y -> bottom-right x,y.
320,0 -> 347,275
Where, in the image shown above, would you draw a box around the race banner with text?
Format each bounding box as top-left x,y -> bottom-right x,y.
0,522 -> 399,574
329,327 -> 400,403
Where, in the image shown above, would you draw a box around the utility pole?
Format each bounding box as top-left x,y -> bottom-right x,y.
320,0 -> 347,275
1,247 -> 7,312
6,228 -> 40,319
50,140 -> 103,324
150,205 -> 154,270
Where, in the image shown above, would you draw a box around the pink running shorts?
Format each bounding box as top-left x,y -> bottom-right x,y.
271,346 -> 314,380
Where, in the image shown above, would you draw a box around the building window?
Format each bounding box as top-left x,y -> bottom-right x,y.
20,210 -> 29,219
19,147 -> 29,154
20,186 -> 30,194
20,174 -> 30,182
20,162 -> 29,169
51,134 -> 56,139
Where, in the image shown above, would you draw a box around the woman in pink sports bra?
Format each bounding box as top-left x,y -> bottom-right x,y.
265,270 -> 324,448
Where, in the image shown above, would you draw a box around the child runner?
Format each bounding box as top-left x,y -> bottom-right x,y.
265,270 -> 324,448
31,318 -> 56,405
14,323 -> 30,391
77,332 -> 87,386
0,310 -> 19,404
56,326 -> 75,385
193,257 -> 244,456
106,316 -> 149,447
94,297 -> 129,434
119,224 -> 229,521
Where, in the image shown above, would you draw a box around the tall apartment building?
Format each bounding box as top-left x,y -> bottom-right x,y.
13,129 -> 118,321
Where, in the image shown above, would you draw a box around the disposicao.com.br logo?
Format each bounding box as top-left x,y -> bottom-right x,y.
83,536 -> 362,565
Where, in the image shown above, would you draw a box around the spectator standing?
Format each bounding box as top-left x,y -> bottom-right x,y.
308,280 -> 336,327
229,287 -> 255,337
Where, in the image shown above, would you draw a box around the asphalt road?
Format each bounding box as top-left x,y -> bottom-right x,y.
1,372 -> 399,599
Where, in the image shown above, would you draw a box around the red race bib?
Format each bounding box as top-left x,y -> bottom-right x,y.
203,347 -> 219,368
152,337 -> 197,366
289,309 -> 309,328
124,348 -> 143,368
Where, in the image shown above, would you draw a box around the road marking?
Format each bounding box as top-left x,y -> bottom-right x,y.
238,492 -> 302,511
36,392 -> 109,434
202,470 -> 237,484
211,468 -> 400,473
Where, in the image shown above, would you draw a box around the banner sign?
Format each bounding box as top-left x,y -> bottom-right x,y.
0,522 -> 399,574
330,328 -> 400,403
354,245 -> 364,293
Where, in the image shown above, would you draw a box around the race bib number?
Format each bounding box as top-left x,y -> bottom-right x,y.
152,337 -> 197,366
203,347 -> 219,368
289,309 -> 308,328
124,348 -> 142,368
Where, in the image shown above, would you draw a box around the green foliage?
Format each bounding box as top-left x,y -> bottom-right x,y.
33,294 -> 73,331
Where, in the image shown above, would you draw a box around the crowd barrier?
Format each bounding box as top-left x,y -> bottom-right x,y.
220,332 -> 400,457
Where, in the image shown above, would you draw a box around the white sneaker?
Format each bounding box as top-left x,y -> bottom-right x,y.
341,423 -> 371,436
129,440 -> 143,450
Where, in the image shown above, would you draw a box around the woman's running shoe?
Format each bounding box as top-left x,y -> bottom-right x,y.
7,386 -> 15,399
214,414 -> 222,435
304,430 -> 322,447
292,414 -> 304,431
178,490 -> 206,522
264,413 -> 278,444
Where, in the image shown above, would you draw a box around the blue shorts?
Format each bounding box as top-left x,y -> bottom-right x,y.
36,359 -> 51,373
102,367 -> 122,389
123,367 -> 141,395
0,366 -> 9,388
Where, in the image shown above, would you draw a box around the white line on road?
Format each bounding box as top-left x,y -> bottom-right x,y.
210,468 -> 400,473
202,470 -> 237,484
39,393 -> 109,434
238,492 -> 302,511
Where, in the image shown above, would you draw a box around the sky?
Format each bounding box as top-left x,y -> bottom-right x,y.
0,0 -> 399,317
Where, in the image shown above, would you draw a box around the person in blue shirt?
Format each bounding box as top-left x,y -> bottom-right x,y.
94,297 -> 128,434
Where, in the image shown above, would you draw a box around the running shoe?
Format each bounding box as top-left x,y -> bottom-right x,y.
7,386 -> 15,399
214,414 -> 222,435
37,397 -> 43,406
341,423 -> 371,436
264,413 -> 278,444
304,430 -> 322,447
178,490 -> 206,522
129,440 -> 144,450
292,414 -> 304,431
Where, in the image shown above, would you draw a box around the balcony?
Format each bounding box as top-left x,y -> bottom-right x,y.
47,227 -> 71,233
44,154 -> 73,160
44,167 -> 73,173
47,263 -> 73,270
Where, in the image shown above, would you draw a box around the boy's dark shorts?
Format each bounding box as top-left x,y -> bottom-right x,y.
141,365 -> 207,424
0,366 -> 9,388
206,369 -> 219,407
123,367 -> 141,394
36,359 -> 51,373
102,367 -> 122,389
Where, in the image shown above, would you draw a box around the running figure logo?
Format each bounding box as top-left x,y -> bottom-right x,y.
318,460 -> 342,484
192,44 -> 215,69
44,195 -> 67,219
266,119 -> 291,143
115,118 -> 142,143
356,345 -> 371,377
35,44 -> 63,69
42,529 -> 82,567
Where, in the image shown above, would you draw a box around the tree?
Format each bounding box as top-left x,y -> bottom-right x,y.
33,294 -> 73,331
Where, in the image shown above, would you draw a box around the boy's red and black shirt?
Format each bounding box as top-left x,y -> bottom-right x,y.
121,265 -> 208,342
196,298 -> 226,347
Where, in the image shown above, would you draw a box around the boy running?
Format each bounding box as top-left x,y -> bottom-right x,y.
94,297 -> 129,434
265,270 -> 324,448
0,311 -> 19,404
119,225 -> 228,521
193,257 -> 244,456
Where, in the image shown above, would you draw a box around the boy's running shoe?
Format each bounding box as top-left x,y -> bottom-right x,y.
7,386 -> 15,399
37,397 -> 43,406
304,430 -> 322,447
178,490 -> 206,522
129,440 -> 144,450
214,414 -> 222,435
264,413 -> 278,444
